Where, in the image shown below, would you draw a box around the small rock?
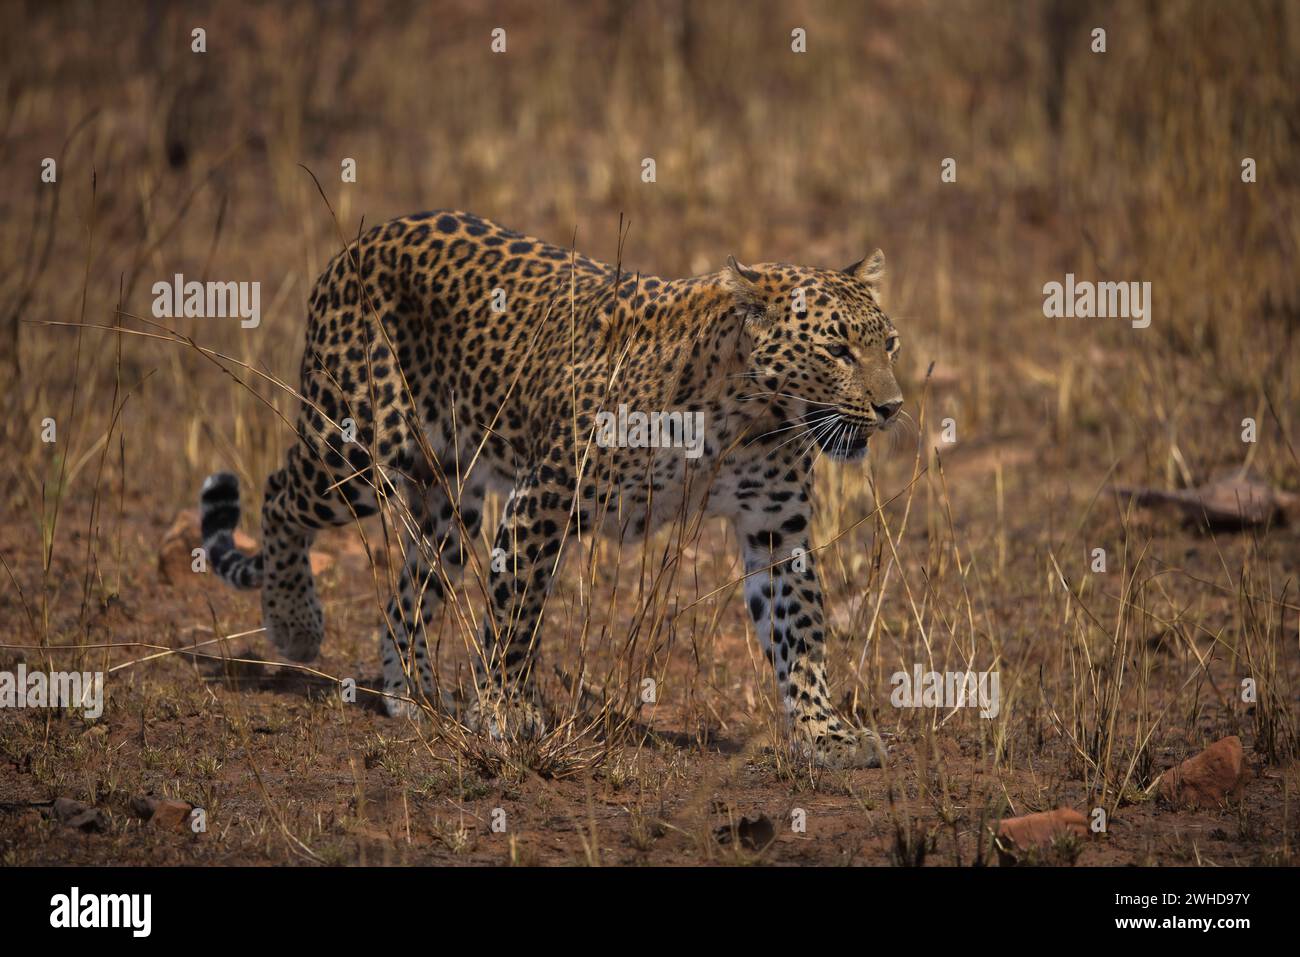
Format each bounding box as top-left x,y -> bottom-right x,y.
51,797 -> 107,832
1112,472 -> 1297,531
996,808 -> 1088,849
51,796 -> 89,819
714,813 -> 776,851
130,795 -> 195,830
1159,736 -> 1245,808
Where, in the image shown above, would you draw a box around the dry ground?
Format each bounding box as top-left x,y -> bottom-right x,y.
1,0 -> 1298,866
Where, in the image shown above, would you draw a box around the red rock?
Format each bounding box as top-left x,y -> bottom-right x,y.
131,795 -> 195,830
996,808 -> 1088,849
1159,736 -> 1245,808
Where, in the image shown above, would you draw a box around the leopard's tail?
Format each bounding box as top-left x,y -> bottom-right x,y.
199,472 -> 264,589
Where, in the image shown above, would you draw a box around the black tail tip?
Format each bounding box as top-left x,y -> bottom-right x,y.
200,471 -> 240,504
200,471 -> 241,540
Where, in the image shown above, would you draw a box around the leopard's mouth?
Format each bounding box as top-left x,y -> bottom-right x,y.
804,409 -> 875,461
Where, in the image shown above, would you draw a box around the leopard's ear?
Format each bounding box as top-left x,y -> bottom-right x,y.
722,256 -> 767,317
844,249 -> 885,293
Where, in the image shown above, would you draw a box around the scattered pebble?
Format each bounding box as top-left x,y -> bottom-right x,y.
130,795 -> 196,830
1159,735 -> 1246,808
51,797 -> 107,833
714,813 -> 776,851
996,807 -> 1088,850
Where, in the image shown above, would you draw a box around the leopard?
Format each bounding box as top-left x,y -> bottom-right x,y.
199,210 -> 904,768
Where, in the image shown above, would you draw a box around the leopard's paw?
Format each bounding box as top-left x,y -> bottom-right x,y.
464,694 -> 548,740
264,616 -> 323,664
800,725 -> 884,769
383,693 -> 428,720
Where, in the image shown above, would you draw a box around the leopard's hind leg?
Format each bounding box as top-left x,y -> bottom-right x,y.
378,470 -> 486,718
201,443 -> 380,663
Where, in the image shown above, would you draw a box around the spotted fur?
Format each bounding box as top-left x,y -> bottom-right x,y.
200,210 -> 903,768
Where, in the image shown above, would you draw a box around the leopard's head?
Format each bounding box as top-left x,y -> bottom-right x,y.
726,252 -> 904,462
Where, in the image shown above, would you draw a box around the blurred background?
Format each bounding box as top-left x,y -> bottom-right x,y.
3,0 -> 1297,501
2,0 -> 1300,496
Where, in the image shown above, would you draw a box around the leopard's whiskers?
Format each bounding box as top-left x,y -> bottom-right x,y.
771,412 -> 841,458
738,389 -> 839,408
744,407 -> 842,448
796,418 -> 841,463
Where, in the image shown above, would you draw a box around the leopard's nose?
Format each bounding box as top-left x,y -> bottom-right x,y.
872,399 -> 902,421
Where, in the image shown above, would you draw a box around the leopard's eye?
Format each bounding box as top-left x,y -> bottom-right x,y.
885,334 -> 900,354
825,343 -> 853,360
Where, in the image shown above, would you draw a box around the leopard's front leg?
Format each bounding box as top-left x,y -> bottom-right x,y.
464,467 -> 569,739
736,494 -> 883,769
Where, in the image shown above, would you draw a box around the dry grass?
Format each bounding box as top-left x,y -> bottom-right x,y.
0,0 -> 1297,866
